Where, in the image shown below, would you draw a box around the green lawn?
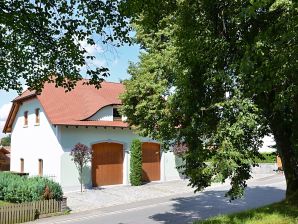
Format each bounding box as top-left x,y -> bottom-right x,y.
195,193 -> 298,224
0,200 -> 13,206
256,153 -> 276,163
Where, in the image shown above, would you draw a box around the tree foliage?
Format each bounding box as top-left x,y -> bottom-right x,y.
129,139 -> 142,186
70,143 -> 91,192
121,0 -> 298,198
0,135 -> 11,146
0,0 -> 131,93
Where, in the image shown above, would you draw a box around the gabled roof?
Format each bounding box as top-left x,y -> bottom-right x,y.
3,81 -> 128,133
0,146 -> 10,154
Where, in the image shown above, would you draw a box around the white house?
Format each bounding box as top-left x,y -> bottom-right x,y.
3,81 -> 181,192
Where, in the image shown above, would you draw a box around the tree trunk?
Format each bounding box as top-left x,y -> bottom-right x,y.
273,130 -> 298,197
80,166 -> 83,192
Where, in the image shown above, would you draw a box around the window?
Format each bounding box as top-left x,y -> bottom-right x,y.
38,159 -> 43,176
24,111 -> 28,126
35,108 -> 40,125
20,158 -> 24,173
113,107 -> 121,121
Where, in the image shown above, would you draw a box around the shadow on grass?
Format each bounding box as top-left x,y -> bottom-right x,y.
149,186 -> 287,224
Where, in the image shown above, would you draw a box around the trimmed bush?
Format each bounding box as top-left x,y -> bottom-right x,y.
130,139 -> 142,186
174,155 -> 186,178
0,172 -> 63,203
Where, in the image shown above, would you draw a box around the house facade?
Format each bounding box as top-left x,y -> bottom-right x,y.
3,81 -> 180,192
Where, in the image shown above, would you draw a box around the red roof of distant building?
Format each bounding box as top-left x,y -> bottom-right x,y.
0,146 -> 10,154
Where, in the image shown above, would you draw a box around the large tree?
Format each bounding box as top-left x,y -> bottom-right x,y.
0,0 -> 131,93
120,0 -> 298,198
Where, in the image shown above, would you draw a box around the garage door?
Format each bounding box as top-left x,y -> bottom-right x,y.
92,142 -> 123,186
142,142 -> 160,182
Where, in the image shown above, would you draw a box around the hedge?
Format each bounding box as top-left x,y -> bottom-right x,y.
0,172 -> 63,203
130,139 -> 142,186
256,152 -> 277,163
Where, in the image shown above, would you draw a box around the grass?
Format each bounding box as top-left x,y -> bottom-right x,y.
195,192 -> 298,224
256,152 -> 276,163
0,200 -> 13,206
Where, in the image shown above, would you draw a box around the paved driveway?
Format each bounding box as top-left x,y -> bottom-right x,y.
65,173 -> 283,213
31,173 -> 286,224
65,179 -> 194,212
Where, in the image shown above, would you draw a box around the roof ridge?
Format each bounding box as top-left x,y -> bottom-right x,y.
103,81 -> 123,84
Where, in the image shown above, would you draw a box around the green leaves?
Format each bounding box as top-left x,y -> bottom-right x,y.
0,0 -> 131,93
0,172 -> 63,203
129,139 -> 142,186
120,0 -> 298,199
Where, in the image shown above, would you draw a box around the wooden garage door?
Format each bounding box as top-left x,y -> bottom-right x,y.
142,142 -> 160,182
92,143 -> 123,186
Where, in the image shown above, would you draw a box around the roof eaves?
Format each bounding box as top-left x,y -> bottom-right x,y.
13,92 -> 36,102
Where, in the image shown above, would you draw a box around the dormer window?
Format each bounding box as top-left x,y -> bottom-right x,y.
113,107 -> 121,121
35,108 -> 40,125
24,111 -> 28,126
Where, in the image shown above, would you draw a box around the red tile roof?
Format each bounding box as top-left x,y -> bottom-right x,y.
0,146 -> 10,154
5,81 -> 128,130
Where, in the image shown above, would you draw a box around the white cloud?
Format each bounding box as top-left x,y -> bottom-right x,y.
0,103 -> 11,137
0,103 -> 11,121
0,121 -> 6,138
80,58 -> 107,77
79,39 -> 104,56
91,59 -> 106,67
0,103 -> 12,137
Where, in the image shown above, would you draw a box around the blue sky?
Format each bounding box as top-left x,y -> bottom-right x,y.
0,43 -> 140,138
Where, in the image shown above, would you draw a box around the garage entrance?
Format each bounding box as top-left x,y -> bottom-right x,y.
142,142 -> 161,182
92,142 -> 123,186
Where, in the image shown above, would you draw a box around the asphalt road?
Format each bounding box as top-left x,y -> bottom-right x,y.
31,174 -> 286,224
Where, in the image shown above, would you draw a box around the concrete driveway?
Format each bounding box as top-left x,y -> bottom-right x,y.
30,173 -> 286,224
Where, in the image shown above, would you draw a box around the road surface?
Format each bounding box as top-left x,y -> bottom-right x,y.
31,174 -> 286,224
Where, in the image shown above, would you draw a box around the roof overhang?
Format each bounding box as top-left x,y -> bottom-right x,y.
0,147 -> 10,154
3,94 -> 37,134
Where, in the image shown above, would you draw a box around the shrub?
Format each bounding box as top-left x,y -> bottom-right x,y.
0,172 -> 63,203
130,139 -> 142,186
173,143 -> 188,178
175,155 -> 186,178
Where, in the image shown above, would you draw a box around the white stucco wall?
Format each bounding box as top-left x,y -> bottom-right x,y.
59,126 -> 181,192
87,105 -> 125,121
164,151 -> 181,181
10,98 -> 63,182
88,106 -> 113,121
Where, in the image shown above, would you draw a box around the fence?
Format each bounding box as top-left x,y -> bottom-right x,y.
0,198 -> 65,224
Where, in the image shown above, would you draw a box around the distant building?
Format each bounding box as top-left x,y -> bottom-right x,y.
0,146 -> 10,171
